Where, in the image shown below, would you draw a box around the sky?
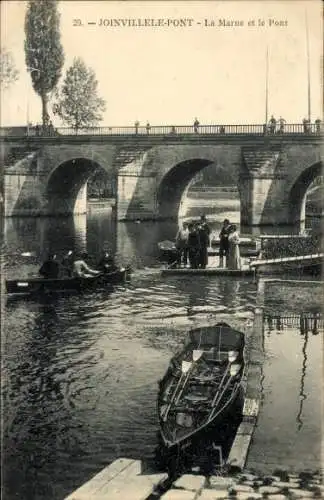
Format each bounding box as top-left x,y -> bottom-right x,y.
0,0 -> 323,127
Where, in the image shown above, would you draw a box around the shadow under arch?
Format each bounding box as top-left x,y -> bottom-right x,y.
289,161 -> 323,227
157,158 -> 215,220
46,157 -> 109,215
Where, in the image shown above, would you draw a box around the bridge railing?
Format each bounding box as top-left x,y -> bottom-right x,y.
0,122 -> 322,137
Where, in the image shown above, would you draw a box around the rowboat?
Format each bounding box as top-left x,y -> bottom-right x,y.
157,323 -> 245,457
6,267 -> 130,297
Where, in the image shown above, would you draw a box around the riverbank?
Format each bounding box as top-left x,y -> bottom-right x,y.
65,458 -> 323,499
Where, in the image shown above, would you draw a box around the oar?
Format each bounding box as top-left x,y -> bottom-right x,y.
21,251 -> 36,257
209,350 -> 239,408
162,360 -> 192,421
208,363 -> 242,422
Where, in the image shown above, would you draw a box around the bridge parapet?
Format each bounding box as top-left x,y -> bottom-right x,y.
1,122 -> 323,138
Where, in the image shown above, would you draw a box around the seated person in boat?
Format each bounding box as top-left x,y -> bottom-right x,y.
61,250 -> 74,277
175,222 -> 189,267
97,251 -> 118,273
39,254 -> 60,279
72,252 -> 101,278
219,219 -> 231,268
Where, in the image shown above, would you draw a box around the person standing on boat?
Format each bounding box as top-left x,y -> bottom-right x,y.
175,222 -> 189,267
219,219 -> 231,268
228,225 -> 241,270
197,215 -> 210,269
72,252 -> 101,278
39,254 -> 60,278
187,223 -> 200,269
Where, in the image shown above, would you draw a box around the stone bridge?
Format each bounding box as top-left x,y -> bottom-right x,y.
1,124 -> 322,227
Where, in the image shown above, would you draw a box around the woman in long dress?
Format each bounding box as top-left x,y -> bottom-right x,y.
228,225 -> 241,270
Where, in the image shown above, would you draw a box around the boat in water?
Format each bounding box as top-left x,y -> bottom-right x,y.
157,323 -> 245,457
6,267 -> 131,297
158,239 -> 260,264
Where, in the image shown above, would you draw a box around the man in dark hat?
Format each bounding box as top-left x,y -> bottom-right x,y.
39,254 -> 60,278
197,215 -> 210,269
219,219 -> 231,268
97,251 -> 118,273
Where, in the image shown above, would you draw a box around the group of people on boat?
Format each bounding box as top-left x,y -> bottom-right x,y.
175,216 -> 241,270
39,250 -> 118,279
175,215 -> 211,269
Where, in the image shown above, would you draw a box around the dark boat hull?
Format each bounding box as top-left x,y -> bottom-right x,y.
157,385 -> 244,459
6,268 -> 130,296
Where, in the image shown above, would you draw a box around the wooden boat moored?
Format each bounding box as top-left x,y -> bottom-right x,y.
6,267 -> 130,297
161,266 -> 254,277
157,323 -> 245,454
250,253 -> 323,275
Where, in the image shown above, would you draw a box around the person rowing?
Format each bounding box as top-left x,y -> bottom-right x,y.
72,252 -> 101,278
61,250 -> 74,277
39,254 -> 60,279
97,251 -> 118,273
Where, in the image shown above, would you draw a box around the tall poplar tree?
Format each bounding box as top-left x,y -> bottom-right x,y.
53,57 -> 106,130
24,0 -> 64,126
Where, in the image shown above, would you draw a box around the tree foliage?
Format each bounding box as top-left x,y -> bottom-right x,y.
53,57 -> 106,130
0,48 -> 19,89
24,0 -> 64,125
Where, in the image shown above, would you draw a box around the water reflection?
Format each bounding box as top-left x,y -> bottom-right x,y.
2,212 -> 323,498
296,330 -> 308,430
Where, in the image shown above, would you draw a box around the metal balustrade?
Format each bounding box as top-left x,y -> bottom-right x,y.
0,122 -> 322,137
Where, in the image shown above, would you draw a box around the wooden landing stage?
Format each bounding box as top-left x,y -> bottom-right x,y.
64,458 -> 168,500
161,266 -> 254,277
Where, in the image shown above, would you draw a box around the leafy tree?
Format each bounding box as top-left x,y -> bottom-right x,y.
0,48 -> 19,89
24,0 -> 64,126
52,57 -> 106,130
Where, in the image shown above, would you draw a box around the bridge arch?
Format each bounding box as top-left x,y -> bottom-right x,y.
289,161 -> 323,226
46,157 -> 109,215
157,158 -> 215,219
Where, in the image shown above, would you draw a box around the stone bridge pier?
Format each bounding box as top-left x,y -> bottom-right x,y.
118,143 -> 323,227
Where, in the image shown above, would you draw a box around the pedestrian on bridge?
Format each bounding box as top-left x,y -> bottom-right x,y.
193,118 -> 200,133
303,118 -> 311,133
278,117 -> 286,134
268,115 -> 276,134
146,122 -> 151,135
134,120 -> 139,135
315,118 -> 322,134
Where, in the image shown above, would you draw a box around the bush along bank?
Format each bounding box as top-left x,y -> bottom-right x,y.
260,236 -> 322,260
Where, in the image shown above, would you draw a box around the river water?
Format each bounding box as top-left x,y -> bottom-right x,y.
2,206 -> 323,500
